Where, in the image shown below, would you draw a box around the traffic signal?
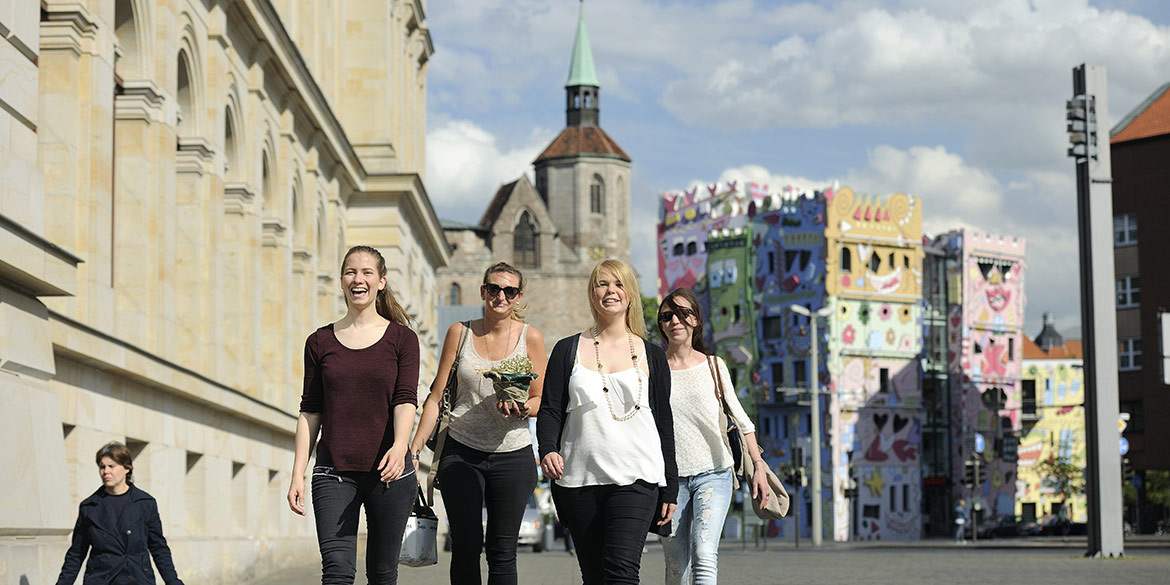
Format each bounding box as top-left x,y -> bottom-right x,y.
963,460 -> 982,488
1066,94 -> 1098,162
1123,458 -> 1134,483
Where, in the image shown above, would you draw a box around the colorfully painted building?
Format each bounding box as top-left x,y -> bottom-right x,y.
656,184 -> 1029,540
1017,326 -> 1087,523
937,229 -> 1028,524
823,188 -> 925,541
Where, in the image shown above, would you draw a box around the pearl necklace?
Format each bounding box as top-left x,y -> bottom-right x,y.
591,327 -> 644,422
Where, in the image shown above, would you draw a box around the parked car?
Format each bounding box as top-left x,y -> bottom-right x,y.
443,492 -> 548,552
978,515 -> 1038,538
1036,517 -> 1086,537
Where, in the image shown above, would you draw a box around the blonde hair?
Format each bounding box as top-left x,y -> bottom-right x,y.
483,261 -> 528,322
587,259 -> 647,338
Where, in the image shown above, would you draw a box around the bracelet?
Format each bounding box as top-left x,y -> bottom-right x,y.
752,459 -> 765,466
410,453 -> 420,461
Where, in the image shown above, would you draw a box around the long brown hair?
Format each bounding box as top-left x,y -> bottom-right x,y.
342,245 -> 411,326
95,441 -> 134,483
483,261 -> 528,322
658,287 -> 709,353
588,259 -> 647,338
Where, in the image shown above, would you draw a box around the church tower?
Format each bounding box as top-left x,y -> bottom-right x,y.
533,1 -> 632,264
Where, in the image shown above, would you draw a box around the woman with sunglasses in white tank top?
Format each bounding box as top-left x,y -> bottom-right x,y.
410,262 -> 547,585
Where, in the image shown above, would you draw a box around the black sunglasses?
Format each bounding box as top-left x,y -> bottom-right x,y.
484,283 -> 521,300
658,307 -> 697,323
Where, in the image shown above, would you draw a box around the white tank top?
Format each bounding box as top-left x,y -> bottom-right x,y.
447,323 -> 534,453
556,352 -> 666,489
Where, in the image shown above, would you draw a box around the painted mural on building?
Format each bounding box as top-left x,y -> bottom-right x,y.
824,188 -> 925,541
939,229 -> 1028,522
1017,340 -> 1087,523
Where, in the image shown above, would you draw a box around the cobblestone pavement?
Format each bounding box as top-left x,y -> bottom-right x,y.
247,538 -> 1170,585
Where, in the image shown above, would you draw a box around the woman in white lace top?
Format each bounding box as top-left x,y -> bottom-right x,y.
657,288 -> 769,585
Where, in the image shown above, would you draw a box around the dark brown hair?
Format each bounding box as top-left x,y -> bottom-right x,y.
483,262 -> 528,322
95,441 -> 134,482
658,287 -> 708,353
342,245 -> 411,326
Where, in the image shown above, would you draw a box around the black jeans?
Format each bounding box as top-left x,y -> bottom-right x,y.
552,480 -> 658,585
437,439 -> 538,585
311,462 -> 415,585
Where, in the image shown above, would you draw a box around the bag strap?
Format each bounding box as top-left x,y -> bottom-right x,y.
706,355 -> 735,420
442,321 -> 472,412
427,321 -> 472,507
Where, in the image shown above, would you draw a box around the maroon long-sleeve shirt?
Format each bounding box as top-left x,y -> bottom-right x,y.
299,322 -> 420,471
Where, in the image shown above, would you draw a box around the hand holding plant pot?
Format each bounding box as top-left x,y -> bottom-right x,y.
481,355 -> 539,416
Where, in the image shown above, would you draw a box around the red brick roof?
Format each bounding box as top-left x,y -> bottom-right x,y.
534,126 -> 630,163
1112,82 -> 1170,144
1022,336 -> 1083,360
478,179 -> 519,228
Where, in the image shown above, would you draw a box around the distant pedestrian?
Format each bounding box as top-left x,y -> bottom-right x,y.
955,499 -> 969,544
409,261 -> 548,585
55,441 -> 184,585
537,259 -> 678,584
287,245 -> 420,585
657,288 -> 770,585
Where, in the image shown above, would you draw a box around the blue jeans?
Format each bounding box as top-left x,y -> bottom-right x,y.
661,468 -> 734,585
311,462 -> 416,585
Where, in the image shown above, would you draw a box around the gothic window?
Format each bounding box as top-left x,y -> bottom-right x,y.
176,50 -> 194,138
590,175 -> 605,214
514,211 -> 540,268
449,283 -> 461,305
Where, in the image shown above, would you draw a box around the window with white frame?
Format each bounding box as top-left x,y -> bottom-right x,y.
1116,275 -> 1140,308
1114,214 -> 1137,246
1119,338 -> 1142,371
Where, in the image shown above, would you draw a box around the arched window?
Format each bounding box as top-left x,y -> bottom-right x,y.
260,153 -> 272,212
514,211 -> 540,268
590,175 -> 605,214
840,246 -> 852,272
114,0 -> 140,79
176,50 -> 194,137
448,283 -> 461,305
224,107 -> 239,179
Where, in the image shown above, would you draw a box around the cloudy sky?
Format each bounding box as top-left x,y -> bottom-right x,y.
423,0 -> 1170,338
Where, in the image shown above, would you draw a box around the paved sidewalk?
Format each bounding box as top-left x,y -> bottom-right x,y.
247,538 -> 1170,585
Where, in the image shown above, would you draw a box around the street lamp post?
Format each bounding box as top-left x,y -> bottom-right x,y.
789,304 -> 832,546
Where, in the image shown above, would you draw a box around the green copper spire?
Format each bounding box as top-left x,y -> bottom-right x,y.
565,1 -> 599,88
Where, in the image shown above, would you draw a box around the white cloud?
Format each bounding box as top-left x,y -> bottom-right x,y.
424,118 -> 555,222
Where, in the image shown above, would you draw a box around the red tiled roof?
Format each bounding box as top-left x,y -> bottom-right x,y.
1022,335 -> 1083,360
1112,83 -> 1170,144
478,179 -> 519,228
534,126 -> 630,163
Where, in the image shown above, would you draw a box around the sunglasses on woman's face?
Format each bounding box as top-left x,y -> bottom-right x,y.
658,307 -> 696,323
484,283 -> 521,300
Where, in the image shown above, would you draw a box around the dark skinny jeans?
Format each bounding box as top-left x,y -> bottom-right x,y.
552,480 -> 659,585
311,460 -> 415,585
437,438 -> 538,585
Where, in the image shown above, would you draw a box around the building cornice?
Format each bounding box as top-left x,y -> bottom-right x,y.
48,311 -> 296,435
362,173 -> 452,268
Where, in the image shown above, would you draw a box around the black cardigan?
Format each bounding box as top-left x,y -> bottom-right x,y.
536,334 -> 679,503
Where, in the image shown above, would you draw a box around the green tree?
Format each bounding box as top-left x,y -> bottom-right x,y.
641,294 -> 660,345
1035,454 -> 1084,510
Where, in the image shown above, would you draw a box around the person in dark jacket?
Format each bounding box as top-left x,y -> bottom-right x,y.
55,441 -> 184,585
537,259 -> 678,584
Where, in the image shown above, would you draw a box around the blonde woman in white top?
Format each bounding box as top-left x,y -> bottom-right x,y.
537,259 -> 678,585
657,287 -> 769,585
410,262 -> 547,585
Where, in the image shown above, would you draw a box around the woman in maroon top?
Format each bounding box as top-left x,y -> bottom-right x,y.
287,245 -> 420,585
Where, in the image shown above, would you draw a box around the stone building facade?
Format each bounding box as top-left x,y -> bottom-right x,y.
437,5 -> 631,345
1,1 -> 445,583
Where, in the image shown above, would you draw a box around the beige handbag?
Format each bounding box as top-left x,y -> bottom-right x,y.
425,321 -> 470,506
708,356 -> 790,519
